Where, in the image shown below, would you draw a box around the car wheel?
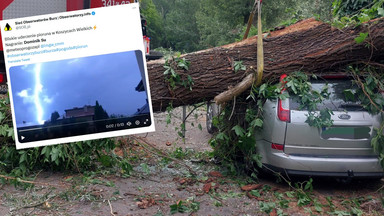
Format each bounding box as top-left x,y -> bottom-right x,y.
206,102 -> 219,134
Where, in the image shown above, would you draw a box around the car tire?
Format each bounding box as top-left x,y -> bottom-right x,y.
206,102 -> 219,134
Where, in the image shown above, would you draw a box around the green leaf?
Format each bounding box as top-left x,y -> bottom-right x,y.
333,210 -> 350,216
286,80 -> 297,94
350,207 -> 363,216
343,89 -> 355,101
232,125 -> 245,137
170,201 -> 189,214
358,13 -> 371,23
170,204 -> 178,214
140,163 -> 150,174
41,146 -> 47,155
378,8 -> 384,16
98,155 -> 113,167
250,119 -> 263,128
249,190 -> 261,197
7,128 -> 14,139
234,61 -> 246,73
216,132 -> 228,140
41,146 -> 51,160
371,136 -> 379,152
166,113 -> 171,124
64,176 -> 73,182
304,182 -> 311,190
354,32 -> 368,44
190,201 -> 200,212
177,131 -> 184,138
120,160 -> 133,175
19,152 -> 27,164
285,191 -> 295,198
213,200 -> 222,207
163,66 -> 171,75
0,112 -> 4,122
178,62 -> 186,68
304,178 -> 313,191
177,58 -> 190,70
51,147 -> 60,165
198,123 -> 202,131
314,204 -> 323,212
252,154 -> 263,168
258,84 -> 267,97
279,199 -> 289,209
170,69 -> 177,78
279,93 -> 289,100
0,125 -> 6,136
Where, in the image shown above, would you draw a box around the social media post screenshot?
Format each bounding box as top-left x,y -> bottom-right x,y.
0,3 -> 155,149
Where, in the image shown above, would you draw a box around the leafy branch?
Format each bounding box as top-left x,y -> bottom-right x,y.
163,55 -> 193,91
348,67 -> 384,167
284,72 -> 334,128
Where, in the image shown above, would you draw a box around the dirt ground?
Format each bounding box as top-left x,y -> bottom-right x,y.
139,106 -> 213,151
1,107 -> 384,216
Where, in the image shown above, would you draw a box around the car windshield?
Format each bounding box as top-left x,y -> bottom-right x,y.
289,79 -> 366,111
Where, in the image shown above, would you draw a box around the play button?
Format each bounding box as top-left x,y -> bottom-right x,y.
21,136 -> 25,140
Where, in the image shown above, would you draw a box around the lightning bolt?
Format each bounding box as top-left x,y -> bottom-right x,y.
34,63 -> 44,125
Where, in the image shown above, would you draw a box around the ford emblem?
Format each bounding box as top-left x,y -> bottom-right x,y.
338,114 -> 351,120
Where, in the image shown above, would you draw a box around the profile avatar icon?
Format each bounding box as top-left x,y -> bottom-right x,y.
4,23 -> 12,31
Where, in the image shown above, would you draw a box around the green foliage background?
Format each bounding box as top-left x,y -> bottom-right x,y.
140,0 -> 336,52
140,0 -> 384,52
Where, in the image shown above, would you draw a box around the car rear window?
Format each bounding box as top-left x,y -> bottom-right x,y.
289,79 -> 366,111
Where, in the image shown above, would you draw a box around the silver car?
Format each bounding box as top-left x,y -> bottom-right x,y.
256,75 -> 384,178
207,75 -> 384,178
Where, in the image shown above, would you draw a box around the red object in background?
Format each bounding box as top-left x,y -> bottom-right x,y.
277,99 -> 290,122
0,0 -> 14,20
67,0 -> 84,11
271,143 -> 284,151
280,74 -> 287,83
143,36 -> 150,55
0,74 -> 4,83
277,74 -> 290,122
90,0 -> 136,8
0,0 -> 15,51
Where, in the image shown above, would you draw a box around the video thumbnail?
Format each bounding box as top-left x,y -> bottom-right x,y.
10,50 -> 151,143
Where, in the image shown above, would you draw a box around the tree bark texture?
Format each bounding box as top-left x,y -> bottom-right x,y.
147,18 -> 384,111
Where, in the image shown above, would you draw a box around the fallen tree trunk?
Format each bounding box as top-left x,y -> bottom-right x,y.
147,18 -> 384,111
